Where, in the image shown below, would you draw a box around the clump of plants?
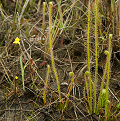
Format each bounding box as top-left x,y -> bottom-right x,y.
83,0 -> 120,120
0,0 -> 120,120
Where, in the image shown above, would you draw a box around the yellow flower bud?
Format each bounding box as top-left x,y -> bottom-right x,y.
13,37 -> 20,44
15,76 -> 18,79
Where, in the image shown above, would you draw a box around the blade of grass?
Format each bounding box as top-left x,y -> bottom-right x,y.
20,54 -> 25,91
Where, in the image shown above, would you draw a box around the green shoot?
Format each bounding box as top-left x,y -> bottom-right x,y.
105,34 -> 112,117
64,72 -> 74,110
20,54 -> 25,91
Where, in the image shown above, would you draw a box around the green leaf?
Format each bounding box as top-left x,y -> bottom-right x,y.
20,54 -> 25,91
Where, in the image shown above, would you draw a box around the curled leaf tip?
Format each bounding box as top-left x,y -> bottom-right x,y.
69,72 -> 74,77
102,89 -> 106,95
104,50 -> 109,55
109,34 -> 112,38
43,2 -> 46,5
85,71 -> 90,76
47,65 -> 50,68
49,2 -> 53,6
